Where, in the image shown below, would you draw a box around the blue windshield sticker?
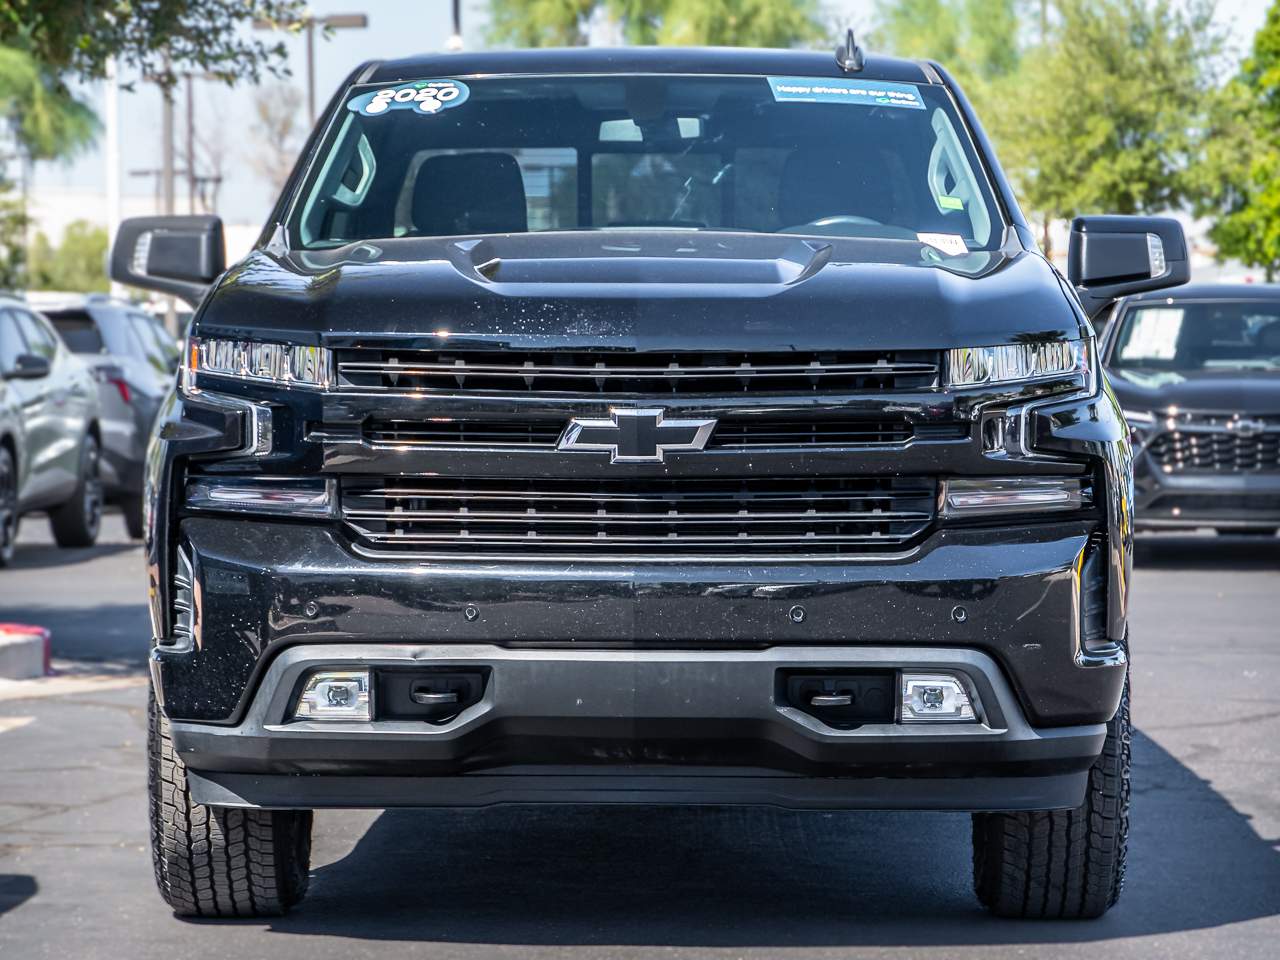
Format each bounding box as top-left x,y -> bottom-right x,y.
348,80 -> 470,117
767,77 -> 925,110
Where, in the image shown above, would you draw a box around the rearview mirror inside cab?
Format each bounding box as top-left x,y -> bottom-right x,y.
1067,215 -> 1189,318
109,215 -> 226,306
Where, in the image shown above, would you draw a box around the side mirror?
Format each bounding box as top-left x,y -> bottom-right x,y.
1067,215 -> 1189,319
3,353 -> 51,381
109,215 -> 226,306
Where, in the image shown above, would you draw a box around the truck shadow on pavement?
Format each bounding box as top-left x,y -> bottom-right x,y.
0,875 -> 36,918
263,729 -> 1280,947
1134,533 -> 1280,570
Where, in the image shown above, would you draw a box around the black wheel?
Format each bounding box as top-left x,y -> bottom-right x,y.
0,446 -> 17,567
972,677 -> 1131,919
121,493 -> 146,540
148,685 -> 313,917
49,433 -> 103,548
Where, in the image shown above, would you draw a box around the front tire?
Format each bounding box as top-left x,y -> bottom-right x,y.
148,686 -> 313,917
49,434 -> 102,548
0,447 -> 17,567
972,677 -> 1131,919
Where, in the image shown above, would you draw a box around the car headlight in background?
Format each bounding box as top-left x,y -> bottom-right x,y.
946,339 -> 1092,392
185,337 -> 332,391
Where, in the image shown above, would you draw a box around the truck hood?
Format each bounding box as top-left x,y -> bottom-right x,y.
198,232 -> 1085,352
1108,366 -> 1280,414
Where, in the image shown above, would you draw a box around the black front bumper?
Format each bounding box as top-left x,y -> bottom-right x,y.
171,643 -> 1105,812
154,516 -> 1126,730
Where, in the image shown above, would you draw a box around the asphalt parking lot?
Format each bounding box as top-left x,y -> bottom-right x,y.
0,514 -> 1276,959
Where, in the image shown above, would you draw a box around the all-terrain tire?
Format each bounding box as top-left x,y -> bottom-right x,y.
972,677 -> 1131,919
49,433 -> 102,548
147,686 -> 313,917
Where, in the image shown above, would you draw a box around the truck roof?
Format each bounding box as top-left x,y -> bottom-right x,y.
361,46 -> 938,87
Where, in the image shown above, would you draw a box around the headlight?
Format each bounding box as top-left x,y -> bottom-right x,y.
945,339 -> 1091,391
185,337 -> 332,391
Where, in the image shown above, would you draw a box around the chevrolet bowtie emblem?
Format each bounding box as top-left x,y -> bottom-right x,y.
557,408 -> 717,463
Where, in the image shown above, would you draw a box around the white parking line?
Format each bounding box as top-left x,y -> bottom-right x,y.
0,716 -> 34,734
0,674 -> 146,703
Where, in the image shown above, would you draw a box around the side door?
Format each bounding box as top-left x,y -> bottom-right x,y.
12,309 -> 91,504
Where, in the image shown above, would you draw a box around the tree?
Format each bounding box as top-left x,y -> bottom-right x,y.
998,1 -> 1222,229
873,0 -> 1224,256
26,220 -> 109,293
1199,1 -> 1280,280
251,84 -> 305,195
0,0 -> 306,88
489,0 -> 826,48
0,190 -> 27,290
0,46 -> 96,160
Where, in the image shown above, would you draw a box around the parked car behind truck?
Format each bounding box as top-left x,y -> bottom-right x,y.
31,293 -> 179,539
0,295 -> 102,565
110,44 -> 1189,920
1101,284 -> 1280,535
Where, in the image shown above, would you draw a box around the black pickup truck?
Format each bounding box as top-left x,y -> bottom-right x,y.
112,43 -> 1189,920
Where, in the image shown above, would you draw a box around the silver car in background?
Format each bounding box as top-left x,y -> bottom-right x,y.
29,294 -> 179,539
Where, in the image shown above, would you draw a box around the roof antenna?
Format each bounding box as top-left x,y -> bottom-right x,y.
836,28 -> 865,73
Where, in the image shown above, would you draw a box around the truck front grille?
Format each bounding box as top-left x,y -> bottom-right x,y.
336,349 -> 940,395
340,475 -> 937,558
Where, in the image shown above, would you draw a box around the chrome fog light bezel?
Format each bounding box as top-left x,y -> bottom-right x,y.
901,673 -> 978,723
292,669 -> 373,721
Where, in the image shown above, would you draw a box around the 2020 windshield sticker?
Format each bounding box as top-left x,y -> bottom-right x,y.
767,77 -> 925,110
348,80 -> 470,117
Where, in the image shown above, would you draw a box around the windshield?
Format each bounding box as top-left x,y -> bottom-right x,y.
289,74 -> 1004,251
1111,301 -> 1280,373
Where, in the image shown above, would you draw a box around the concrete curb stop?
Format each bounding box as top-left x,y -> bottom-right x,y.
0,624 -> 52,680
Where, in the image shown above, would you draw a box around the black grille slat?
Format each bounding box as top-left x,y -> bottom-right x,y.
341,476 -> 937,558
338,349 -> 940,395
363,417 -> 929,450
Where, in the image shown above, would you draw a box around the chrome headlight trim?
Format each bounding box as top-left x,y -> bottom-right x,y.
945,339 -> 1092,392
185,336 -> 333,391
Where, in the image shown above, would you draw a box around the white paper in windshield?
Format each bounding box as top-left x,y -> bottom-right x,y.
917,233 -> 968,256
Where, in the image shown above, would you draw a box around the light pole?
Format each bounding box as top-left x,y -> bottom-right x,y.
447,0 -> 463,51
255,12 -> 369,123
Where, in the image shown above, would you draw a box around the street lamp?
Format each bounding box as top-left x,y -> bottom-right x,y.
447,0 -> 463,51
255,12 -> 369,123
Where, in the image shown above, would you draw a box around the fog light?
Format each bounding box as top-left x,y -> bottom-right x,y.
185,477 -> 333,518
941,477 -> 1090,517
293,670 -> 371,721
901,673 -> 977,722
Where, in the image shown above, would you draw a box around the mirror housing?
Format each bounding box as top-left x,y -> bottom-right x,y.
3,353 -> 51,381
1067,215 -> 1189,318
109,215 -> 225,305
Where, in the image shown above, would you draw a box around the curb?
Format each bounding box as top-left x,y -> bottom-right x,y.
0,624 -> 52,680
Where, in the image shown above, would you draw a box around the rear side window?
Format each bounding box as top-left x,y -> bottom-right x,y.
47,310 -> 106,354
128,314 -> 179,375
13,311 -> 57,361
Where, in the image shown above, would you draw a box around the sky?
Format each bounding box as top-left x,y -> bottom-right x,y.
30,0 -> 1279,233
